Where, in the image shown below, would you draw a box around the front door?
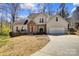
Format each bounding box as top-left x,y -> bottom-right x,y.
39,28 -> 44,33
38,24 -> 46,34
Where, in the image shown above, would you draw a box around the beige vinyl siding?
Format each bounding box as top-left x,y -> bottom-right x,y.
13,25 -> 27,32
47,15 -> 68,34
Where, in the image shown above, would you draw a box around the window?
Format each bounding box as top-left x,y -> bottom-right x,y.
21,26 -> 24,31
39,18 -> 44,23
16,26 -> 19,31
56,17 -> 58,22
40,18 -> 41,23
41,18 -> 44,23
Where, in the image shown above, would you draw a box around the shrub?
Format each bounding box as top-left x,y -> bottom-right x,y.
69,28 -> 76,32
9,32 -> 20,37
70,32 -> 76,35
0,23 -> 11,36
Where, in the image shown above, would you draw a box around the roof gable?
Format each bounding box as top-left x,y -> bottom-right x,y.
27,20 -> 36,25
27,13 -> 48,20
48,14 -> 68,24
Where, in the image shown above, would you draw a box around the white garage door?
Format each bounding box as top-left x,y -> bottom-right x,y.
48,28 -> 65,34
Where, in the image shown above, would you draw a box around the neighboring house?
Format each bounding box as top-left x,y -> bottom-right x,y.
13,13 -> 68,34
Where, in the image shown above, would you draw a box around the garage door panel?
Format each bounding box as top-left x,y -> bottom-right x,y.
48,28 -> 65,34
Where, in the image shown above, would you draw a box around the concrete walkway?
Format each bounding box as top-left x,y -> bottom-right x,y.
32,35 -> 79,56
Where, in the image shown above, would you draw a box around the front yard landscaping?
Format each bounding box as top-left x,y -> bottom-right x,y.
0,35 -> 49,56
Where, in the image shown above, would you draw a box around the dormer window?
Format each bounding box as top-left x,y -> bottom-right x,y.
39,18 -> 44,23
56,17 -> 58,22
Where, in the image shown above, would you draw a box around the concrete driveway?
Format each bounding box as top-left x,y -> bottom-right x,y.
32,35 -> 79,56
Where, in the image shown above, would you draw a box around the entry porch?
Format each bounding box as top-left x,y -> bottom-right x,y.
27,21 -> 46,34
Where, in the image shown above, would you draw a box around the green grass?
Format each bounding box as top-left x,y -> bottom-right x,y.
0,35 -> 10,47
0,23 -> 11,47
0,35 -> 9,40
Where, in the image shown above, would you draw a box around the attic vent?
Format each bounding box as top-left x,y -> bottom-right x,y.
56,17 -> 58,22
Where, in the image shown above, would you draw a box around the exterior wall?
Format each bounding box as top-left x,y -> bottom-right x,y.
47,15 -> 68,34
13,14 -> 69,34
27,21 -> 37,34
28,14 -> 68,34
27,20 -> 46,34
37,24 -> 46,33
13,25 -> 27,32
33,14 -> 48,25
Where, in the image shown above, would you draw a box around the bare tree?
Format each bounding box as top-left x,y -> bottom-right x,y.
0,9 -> 3,33
6,3 -> 20,31
46,3 -> 53,15
58,3 -> 69,18
0,4 -> 5,33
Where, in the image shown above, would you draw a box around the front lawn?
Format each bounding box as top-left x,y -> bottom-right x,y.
0,35 -> 10,47
0,35 -> 49,56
